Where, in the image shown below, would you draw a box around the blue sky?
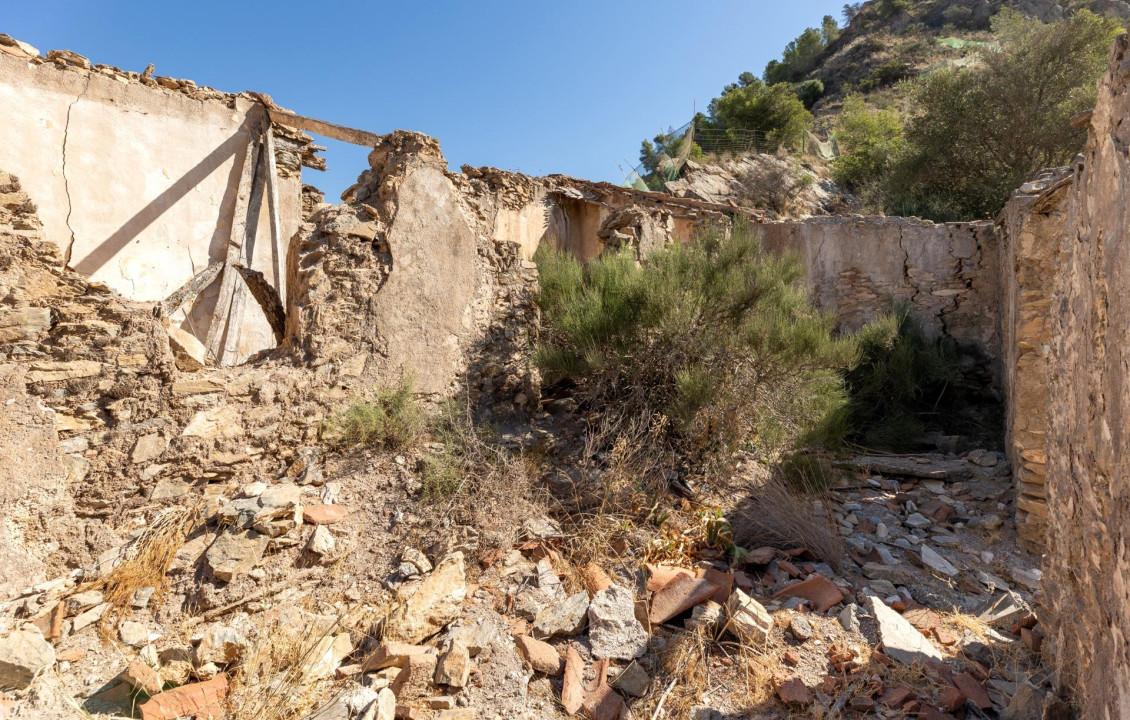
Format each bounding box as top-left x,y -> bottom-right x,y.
5,1 -> 844,198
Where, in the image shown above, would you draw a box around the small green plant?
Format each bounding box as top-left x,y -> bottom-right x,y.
419,453 -> 463,500
325,379 -> 424,449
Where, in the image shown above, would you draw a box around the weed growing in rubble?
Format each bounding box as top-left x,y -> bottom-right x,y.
534,221 -> 856,468
325,378 -> 425,450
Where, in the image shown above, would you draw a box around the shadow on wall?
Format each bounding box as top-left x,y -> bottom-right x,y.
71,111 -> 258,279
69,111 -> 264,351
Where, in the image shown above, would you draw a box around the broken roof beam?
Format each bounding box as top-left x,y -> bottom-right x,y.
266,107 -> 383,147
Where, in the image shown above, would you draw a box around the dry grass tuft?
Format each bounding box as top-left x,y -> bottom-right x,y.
551,415 -> 675,570
730,464 -> 844,568
80,504 -> 199,634
639,626 -> 777,719
941,607 -> 1030,669
420,400 -> 548,553
228,605 -> 369,720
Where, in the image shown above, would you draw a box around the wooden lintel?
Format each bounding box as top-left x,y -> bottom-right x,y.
266,107 -> 383,147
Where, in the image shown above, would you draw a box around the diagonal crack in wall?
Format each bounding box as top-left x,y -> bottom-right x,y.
60,73 -> 92,267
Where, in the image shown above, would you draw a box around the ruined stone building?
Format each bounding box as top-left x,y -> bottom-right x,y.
1,26 -> 1129,718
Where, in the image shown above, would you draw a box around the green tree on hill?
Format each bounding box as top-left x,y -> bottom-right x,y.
890,9 -> 1123,219
709,79 -> 813,149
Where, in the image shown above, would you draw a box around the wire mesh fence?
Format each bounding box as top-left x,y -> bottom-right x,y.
624,119 -> 788,190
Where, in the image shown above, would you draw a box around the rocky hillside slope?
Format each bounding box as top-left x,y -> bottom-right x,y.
811,0 -> 1130,106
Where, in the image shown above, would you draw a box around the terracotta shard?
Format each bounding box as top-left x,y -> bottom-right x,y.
644,564 -> 694,592
139,675 -> 228,720
648,573 -> 720,624
952,672 -> 992,710
771,574 -> 844,612
562,646 -> 585,715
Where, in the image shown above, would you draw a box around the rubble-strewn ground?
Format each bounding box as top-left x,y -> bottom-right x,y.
1,165 -> 1053,720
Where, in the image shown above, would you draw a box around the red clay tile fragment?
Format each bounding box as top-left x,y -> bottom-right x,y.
879,686 -> 915,708
938,685 -> 966,712
562,646 -> 585,715
648,573 -> 719,624
771,574 -> 844,612
644,564 -> 693,592
582,684 -> 623,720
302,504 -> 347,525
775,677 -> 814,707
696,567 -> 734,603
139,675 -> 228,720
952,672 -> 992,709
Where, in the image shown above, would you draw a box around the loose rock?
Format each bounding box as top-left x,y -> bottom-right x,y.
587,584 -> 648,660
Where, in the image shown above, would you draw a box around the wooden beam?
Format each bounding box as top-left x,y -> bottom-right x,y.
262,126 -> 286,302
219,122 -> 272,366
266,106 -> 383,147
205,113 -> 266,362
161,261 -> 222,317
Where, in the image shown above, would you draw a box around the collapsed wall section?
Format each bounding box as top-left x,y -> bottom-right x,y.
287,132 -> 540,407
1042,32 -> 1130,718
0,47 -> 318,363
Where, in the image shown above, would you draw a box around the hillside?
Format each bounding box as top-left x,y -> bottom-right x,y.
812,0 -> 1130,107
640,0 -> 1128,220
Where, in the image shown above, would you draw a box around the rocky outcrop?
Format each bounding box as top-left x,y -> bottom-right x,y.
665,155 -> 849,218
1042,32 -> 1130,718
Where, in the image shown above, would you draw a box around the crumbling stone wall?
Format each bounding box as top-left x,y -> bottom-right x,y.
0,45 -> 320,363
1043,32 -> 1130,718
758,217 -> 1002,363
287,132 -> 540,407
455,166 -> 739,262
995,168 -> 1074,549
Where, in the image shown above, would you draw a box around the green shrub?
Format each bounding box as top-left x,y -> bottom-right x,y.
841,306 -> 962,450
419,453 -> 463,500
534,222 -> 855,464
794,79 -> 826,109
832,94 -> 904,209
709,80 -> 814,150
325,379 -> 424,449
880,0 -> 911,19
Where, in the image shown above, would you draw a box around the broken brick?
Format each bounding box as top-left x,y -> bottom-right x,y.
139,675 -> 228,720
952,672 -> 992,709
582,684 -> 623,720
648,573 -> 720,624
848,696 -> 875,712
562,646 -> 585,715
771,574 -> 844,612
775,677 -> 814,707
879,686 -> 915,708
938,685 -> 966,712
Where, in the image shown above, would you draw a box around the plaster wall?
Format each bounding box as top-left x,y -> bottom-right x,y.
0,52 -> 304,362
758,217 -> 1001,362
